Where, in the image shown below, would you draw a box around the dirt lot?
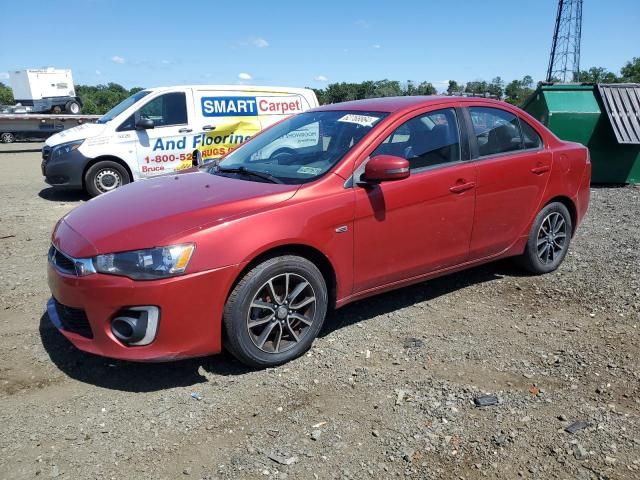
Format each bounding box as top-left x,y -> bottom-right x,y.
0,143 -> 638,480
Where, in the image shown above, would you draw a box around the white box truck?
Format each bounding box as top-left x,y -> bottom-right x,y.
42,85 -> 319,196
9,68 -> 82,114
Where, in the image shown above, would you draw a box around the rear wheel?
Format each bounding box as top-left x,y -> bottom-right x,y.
84,160 -> 130,197
519,202 -> 572,274
65,100 -> 81,114
51,105 -> 62,114
1,132 -> 15,143
223,255 -> 328,367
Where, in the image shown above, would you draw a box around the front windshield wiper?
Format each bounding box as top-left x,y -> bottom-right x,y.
215,166 -> 283,184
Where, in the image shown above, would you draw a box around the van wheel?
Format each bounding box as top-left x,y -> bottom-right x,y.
1,132 -> 15,143
85,161 -> 130,197
65,101 -> 81,114
518,202 -> 572,274
223,255 -> 328,368
51,105 -> 62,114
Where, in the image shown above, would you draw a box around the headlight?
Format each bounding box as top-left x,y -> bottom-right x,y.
52,139 -> 84,159
94,243 -> 195,280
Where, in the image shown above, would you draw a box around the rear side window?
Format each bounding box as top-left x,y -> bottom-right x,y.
372,108 -> 461,171
520,119 -> 543,149
470,107 -> 522,157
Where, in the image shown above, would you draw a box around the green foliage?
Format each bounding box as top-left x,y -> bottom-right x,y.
620,57 -> 640,83
0,82 -> 14,105
447,80 -> 461,96
75,83 -> 145,114
505,76 -> 536,105
576,67 -> 619,83
313,79 -> 436,104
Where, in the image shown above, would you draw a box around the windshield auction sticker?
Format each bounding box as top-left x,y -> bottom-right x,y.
337,114 -> 380,127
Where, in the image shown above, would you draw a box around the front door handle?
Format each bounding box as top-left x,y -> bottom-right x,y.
202,125 -> 216,131
531,165 -> 551,175
178,128 -> 193,133
449,181 -> 476,194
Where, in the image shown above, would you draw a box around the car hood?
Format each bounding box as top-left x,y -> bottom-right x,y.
54,171 -> 299,258
46,122 -> 108,147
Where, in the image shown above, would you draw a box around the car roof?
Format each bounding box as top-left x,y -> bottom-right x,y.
313,95 -> 514,113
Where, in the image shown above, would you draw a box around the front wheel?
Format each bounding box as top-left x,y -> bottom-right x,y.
518,202 -> 573,274
84,160 -> 130,197
223,255 -> 328,367
1,132 -> 15,143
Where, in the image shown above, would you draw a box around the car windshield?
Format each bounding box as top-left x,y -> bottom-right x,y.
97,90 -> 151,124
210,110 -> 388,184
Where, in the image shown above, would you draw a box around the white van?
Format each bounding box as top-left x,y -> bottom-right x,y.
42,85 -> 319,196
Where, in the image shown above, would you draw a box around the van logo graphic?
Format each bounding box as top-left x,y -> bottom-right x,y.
201,97 -> 257,117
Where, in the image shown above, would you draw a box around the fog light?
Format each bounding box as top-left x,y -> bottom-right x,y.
111,306 -> 159,346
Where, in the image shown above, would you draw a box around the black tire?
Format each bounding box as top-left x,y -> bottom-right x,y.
223,255 -> 328,367
51,105 -> 62,114
518,202 -> 573,274
0,132 -> 15,143
84,160 -> 130,197
65,101 -> 81,114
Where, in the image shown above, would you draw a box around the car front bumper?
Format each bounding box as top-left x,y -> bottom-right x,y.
46,262 -> 240,361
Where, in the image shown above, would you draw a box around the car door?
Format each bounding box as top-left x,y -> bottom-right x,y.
466,106 -> 552,259
132,89 -> 197,177
352,107 -> 476,293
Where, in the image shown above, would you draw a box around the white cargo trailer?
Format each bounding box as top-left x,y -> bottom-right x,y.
8,68 -> 82,114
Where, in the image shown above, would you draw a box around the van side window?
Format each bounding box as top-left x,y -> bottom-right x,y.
116,92 -> 188,131
139,92 -> 188,127
470,107 -> 522,157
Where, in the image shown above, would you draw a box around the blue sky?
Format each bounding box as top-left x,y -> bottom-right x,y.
1,0 -> 638,91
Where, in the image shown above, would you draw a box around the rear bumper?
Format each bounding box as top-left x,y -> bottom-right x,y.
46,262 -> 240,361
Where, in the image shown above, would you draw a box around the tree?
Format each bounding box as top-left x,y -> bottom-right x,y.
0,82 -> 14,105
620,57 -> 640,83
504,75 -> 535,106
577,66 -> 618,83
447,80 -> 461,96
488,76 -> 504,99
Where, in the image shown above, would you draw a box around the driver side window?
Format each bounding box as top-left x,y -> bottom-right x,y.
118,92 -> 188,131
372,108 -> 461,171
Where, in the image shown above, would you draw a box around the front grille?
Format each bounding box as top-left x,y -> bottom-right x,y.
48,245 -> 77,275
53,298 -> 93,338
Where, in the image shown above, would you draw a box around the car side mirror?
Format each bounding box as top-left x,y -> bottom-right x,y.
361,155 -> 410,184
135,118 -> 154,130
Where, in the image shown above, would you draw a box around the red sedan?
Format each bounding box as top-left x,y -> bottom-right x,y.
47,96 -> 591,367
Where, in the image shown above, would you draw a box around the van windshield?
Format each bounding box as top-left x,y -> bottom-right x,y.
211,110 -> 387,184
97,90 -> 151,124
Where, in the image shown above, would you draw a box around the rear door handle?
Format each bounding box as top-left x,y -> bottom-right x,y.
178,128 -> 193,133
449,181 -> 476,194
202,125 -> 216,131
531,165 -> 551,175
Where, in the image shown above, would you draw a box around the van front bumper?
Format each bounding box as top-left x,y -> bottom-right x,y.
46,262 -> 239,361
42,146 -> 88,189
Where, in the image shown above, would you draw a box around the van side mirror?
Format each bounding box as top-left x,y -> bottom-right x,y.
192,149 -> 203,167
360,155 -> 410,184
135,118 -> 154,130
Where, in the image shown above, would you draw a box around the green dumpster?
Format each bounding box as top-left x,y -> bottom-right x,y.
522,83 -> 640,184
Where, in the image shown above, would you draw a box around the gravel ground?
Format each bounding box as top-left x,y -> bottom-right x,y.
0,143 -> 639,480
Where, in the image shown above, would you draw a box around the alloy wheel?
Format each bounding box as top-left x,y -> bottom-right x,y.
536,212 -> 567,264
247,273 -> 317,354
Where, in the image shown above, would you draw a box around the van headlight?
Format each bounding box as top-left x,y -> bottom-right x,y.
52,139 -> 85,159
94,244 -> 195,280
